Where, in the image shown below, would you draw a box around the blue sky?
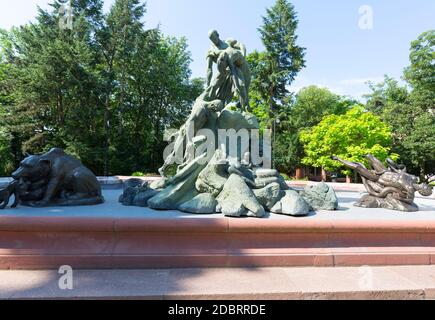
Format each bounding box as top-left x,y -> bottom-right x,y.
0,0 -> 434,99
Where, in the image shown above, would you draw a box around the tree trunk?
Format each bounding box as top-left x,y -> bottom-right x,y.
295,167 -> 304,180
321,167 -> 327,182
103,94 -> 110,177
420,160 -> 426,182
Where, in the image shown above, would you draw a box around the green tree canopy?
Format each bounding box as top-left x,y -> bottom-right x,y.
0,0 -> 202,176
274,86 -> 355,174
404,30 -> 435,93
365,30 -> 435,179
300,107 -> 397,175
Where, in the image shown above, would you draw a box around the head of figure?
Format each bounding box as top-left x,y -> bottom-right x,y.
208,99 -> 224,112
208,30 -> 221,46
415,183 -> 433,197
226,38 -> 238,48
11,155 -> 50,182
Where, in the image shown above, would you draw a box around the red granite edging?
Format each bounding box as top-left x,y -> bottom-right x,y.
1,215 -> 435,269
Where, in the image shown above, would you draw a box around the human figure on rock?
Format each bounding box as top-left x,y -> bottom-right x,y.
205,30 -> 251,112
158,31 -> 253,177
333,155 -> 432,204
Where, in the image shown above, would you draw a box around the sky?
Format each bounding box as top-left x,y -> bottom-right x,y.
0,0 -> 434,100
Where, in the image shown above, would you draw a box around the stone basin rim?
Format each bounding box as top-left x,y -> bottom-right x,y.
2,215 -> 435,233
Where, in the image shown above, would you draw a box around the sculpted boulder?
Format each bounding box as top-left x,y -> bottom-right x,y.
253,182 -> 284,211
254,168 -> 289,190
216,109 -> 259,131
119,179 -> 148,205
178,193 -> 218,214
270,190 -> 312,217
301,182 -> 339,211
195,150 -> 229,197
119,179 -> 159,207
217,174 -> 266,218
148,155 -> 207,210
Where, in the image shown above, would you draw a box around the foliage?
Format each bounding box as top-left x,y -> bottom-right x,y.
0,0 -> 202,176
274,86 -> 356,174
300,107 -> 397,175
404,30 -> 435,93
247,0 -> 306,174
255,0 -> 306,109
0,2 -> 433,181
365,30 -> 435,178
132,171 -> 145,177
402,112 -> 435,179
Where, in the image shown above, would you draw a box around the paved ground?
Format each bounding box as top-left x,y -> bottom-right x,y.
1,189 -> 434,221
1,265 -> 435,299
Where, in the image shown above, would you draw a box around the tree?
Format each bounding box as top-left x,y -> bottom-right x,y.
0,1 -> 107,174
0,0 -> 201,176
403,30 -> 435,179
96,0 -> 146,175
402,112 -> 435,179
365,76 -> 409,116
300,107 -> 397,177
404,30 -> 435,95
274,86 -> 355,174
251,0 -> 305,111
0,43 -> 15,175
111,30 -> 203,173
247,1 -> 305,175
290,86 -> 356,128
364,31 -> 435,179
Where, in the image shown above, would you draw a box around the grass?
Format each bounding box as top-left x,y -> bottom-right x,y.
131,171 -> 159,177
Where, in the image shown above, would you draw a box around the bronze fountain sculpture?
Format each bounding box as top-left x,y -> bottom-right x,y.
0,148 -> 104,208
119,30 -> 339,217
333,155 -> 433,212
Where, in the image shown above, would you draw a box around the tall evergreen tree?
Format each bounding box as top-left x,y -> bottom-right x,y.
255,0 -> 306,110
97,0 -> 146,175
247,0 -> 306,172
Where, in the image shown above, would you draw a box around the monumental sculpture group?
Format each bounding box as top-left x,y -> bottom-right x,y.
119,30 -> 339,217
0,31 -> 432,214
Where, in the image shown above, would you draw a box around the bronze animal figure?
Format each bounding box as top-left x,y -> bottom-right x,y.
0,180 -> 20,209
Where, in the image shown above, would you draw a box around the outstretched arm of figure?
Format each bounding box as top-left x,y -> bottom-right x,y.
332,156 -> 380,182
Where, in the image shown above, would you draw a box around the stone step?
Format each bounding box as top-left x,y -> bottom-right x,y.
1,265 -> 434,300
